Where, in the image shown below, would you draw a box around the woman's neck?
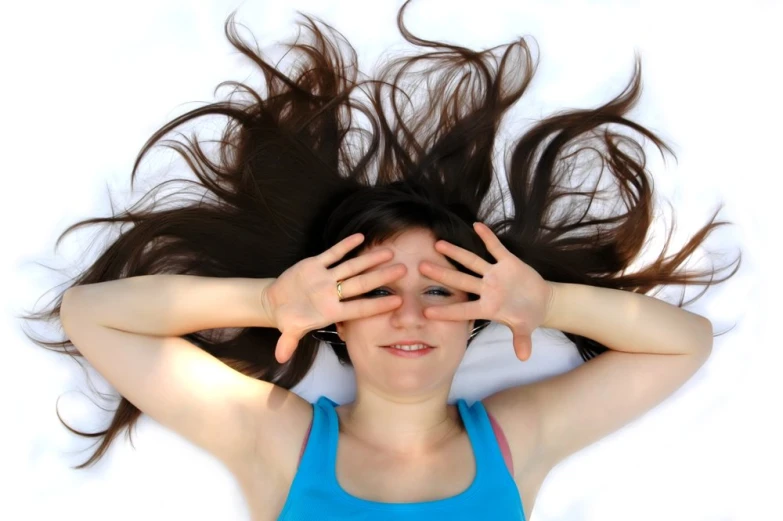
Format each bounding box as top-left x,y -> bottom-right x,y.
336,388 -> 462,455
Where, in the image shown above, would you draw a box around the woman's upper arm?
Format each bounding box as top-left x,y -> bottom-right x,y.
61,304 -> 313,472
484,348 -> 711,472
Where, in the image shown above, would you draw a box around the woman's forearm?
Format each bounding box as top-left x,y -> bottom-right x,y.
61,274 -> 276,336
542,282 -> 713,356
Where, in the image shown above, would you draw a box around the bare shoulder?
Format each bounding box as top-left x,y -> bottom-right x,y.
231,384 -> 314,482
229,387 -> 314,519
483,385 -> 542,474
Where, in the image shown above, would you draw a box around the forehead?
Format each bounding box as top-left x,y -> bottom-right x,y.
363,228 -> 451,268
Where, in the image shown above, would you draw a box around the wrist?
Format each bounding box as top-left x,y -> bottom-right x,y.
541,281 -> 570,330
257,278 -> 278,329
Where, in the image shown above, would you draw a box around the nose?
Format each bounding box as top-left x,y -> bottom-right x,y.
389,293 -> 428,329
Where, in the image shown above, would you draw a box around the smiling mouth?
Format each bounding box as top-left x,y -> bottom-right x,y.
380,344 -> 436,358
381,344 -> 435,351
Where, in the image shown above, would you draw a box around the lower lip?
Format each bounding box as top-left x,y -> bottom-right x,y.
381,346 -> 435,358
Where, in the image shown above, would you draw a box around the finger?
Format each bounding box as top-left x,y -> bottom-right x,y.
275,332 -> 300,364
419,262 -> 482,295
473,222 -> 511,261
422,301 -> 483,322
332,247 -> 395,283
317,233 -> 365,266
433,240 -> 492,275
338,295 -> 403,321
339,263 -> 407,300
513,334 -> 532,361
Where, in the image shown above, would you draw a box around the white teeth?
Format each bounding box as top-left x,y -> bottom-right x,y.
389,344 -> 429,351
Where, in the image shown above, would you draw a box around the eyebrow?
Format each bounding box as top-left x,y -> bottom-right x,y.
380,275 -> 461,292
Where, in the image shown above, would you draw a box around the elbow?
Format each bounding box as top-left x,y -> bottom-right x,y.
701,316 -> 714,345
60,287 -> 84,331
694,316 -> 714,360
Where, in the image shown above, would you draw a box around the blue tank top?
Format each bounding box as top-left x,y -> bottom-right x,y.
277,396 -> 525,521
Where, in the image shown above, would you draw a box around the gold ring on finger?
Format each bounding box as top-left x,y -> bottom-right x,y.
336,280 -> 344,301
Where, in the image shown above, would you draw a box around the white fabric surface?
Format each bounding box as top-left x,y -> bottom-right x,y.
1,1 -> 780,520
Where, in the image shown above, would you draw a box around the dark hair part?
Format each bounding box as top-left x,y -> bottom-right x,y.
21,0 -> 739,469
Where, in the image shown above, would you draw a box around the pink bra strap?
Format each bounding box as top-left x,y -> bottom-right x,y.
298,422 -> 313,465
487,411 -> 514,475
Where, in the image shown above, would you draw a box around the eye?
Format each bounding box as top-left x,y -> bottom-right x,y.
364,287 -> 453,298
427,288 -> 453,297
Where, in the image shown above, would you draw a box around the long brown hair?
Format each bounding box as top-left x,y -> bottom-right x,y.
21,0 -> 740,469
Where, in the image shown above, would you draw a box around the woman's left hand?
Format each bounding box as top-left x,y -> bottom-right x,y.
419,222 -> 555,361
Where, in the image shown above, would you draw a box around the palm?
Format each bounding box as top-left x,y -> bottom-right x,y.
272,267 -> 334,333
421,222 -> 553,361
479,260 -> 549,334
262,233 -> 406,363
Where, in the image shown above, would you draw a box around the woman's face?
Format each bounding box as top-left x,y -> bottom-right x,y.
335,228 -> 475,398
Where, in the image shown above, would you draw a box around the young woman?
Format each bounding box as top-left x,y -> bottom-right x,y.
25,1 -> 739,519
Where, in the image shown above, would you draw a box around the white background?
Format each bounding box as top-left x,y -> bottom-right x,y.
1,1 -> 781,520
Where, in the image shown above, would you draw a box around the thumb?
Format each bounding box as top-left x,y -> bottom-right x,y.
513,333 -> 532,362
275,332 -> 300,364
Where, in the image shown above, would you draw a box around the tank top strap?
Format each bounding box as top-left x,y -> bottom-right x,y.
455,399 -> 516,483
295,396 -> 341,481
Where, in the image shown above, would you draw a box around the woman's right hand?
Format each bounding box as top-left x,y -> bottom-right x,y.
260,233 -> 406,363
